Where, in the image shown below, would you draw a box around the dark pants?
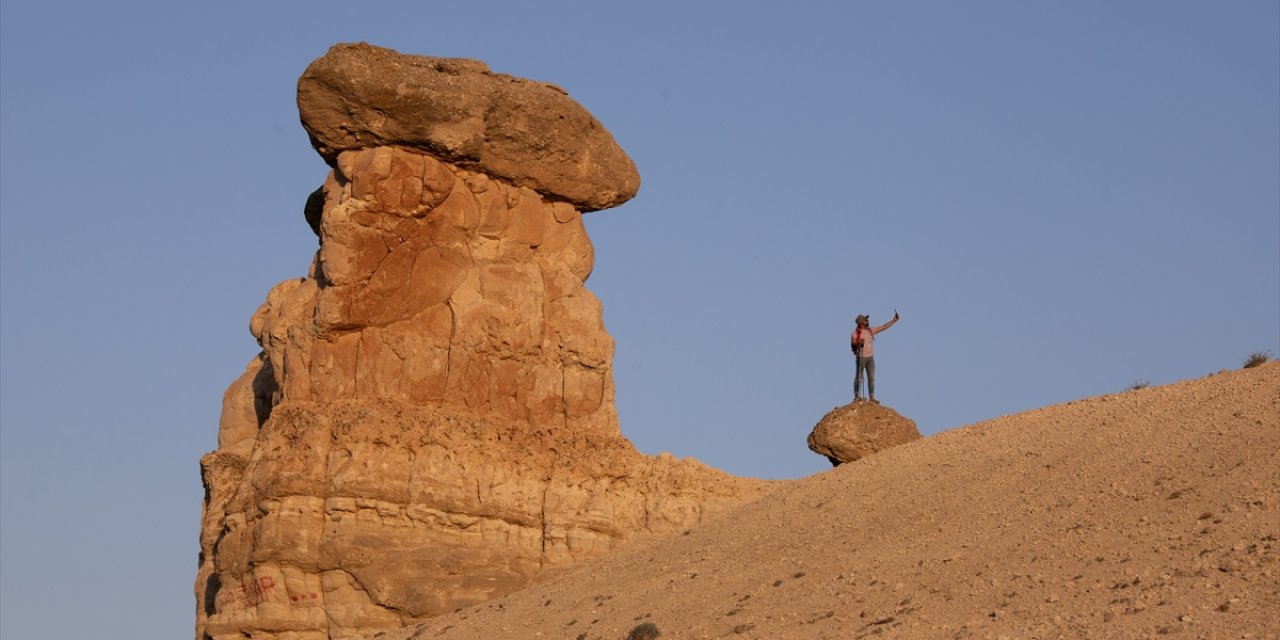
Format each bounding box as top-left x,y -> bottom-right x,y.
854,355 -> 875,399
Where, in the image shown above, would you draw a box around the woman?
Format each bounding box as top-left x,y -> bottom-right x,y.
851,310 -> 899,403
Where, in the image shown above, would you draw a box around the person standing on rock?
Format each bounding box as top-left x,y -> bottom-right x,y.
852,311 -> 899,403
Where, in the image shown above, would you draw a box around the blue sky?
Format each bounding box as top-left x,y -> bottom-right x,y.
1,2 -> 1276,638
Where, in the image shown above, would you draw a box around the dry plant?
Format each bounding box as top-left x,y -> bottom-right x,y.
1127,379 -> 1151,391
625,622 -> 661,640
1243,351 -> 1273,369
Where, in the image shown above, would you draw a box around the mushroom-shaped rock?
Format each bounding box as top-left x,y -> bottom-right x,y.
195,44 -> 770,640
297,42 -> 640,212
807,402 -> 921,466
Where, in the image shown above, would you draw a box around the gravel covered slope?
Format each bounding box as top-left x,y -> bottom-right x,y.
378,362 -> 1279,640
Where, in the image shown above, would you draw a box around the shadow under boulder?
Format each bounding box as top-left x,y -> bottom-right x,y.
807,401 -> 921,466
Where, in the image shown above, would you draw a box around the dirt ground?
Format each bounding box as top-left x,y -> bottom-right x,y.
378,361 -> 1279,640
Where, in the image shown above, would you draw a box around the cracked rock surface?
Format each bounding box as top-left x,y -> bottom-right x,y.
195,49 -> 766,640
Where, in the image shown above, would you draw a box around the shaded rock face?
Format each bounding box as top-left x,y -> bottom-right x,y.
807,402 -> 921,466
195,46 -> 765,640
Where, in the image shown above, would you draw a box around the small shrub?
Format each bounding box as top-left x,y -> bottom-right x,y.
626,622 -> 661,640
1243,351 -> 1273,369
1127,379 -> 1150,391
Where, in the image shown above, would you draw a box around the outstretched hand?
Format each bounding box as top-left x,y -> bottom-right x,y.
894,310 -> 900,321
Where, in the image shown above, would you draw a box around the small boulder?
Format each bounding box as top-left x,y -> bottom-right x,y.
807,402 -> 921,466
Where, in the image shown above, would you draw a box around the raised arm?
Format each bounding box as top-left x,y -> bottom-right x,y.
873,310 -> 900,333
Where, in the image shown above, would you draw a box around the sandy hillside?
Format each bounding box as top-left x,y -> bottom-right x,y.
378,362 -> 1279,640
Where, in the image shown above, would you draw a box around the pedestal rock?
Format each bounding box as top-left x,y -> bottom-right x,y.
195,43 -> 767,640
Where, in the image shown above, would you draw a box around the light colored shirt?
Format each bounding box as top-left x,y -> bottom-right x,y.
852,327 -> 875,357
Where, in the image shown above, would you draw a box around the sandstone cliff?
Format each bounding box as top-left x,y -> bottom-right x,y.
195,44 -> 767,640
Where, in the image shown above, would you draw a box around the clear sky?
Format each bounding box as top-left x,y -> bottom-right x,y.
1,2 -> 1276,638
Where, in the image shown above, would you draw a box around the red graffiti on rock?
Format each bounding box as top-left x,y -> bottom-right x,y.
217,576 -> 320,611
216,576 -> 276,610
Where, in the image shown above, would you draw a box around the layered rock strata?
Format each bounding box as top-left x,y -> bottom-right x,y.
196,44 -> 766,640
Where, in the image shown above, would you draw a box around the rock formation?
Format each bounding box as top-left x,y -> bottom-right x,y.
296,44 -> 639,212
807,401 -> 921,466
196,43 -> 766,640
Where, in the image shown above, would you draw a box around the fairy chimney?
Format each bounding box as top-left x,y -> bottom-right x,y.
194,43 -> 766,640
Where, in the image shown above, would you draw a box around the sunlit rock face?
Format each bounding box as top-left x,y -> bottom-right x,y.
296,42 -> 641,212
195,44 -> 766,640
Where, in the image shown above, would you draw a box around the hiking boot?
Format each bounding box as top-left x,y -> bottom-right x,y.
870,398 -> 880,404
